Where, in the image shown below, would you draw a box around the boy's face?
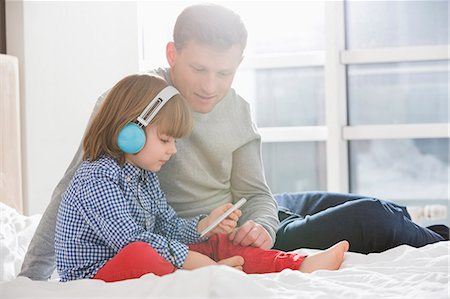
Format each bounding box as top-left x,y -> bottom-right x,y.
167,40 -> 243,114
127,125 -> 177,172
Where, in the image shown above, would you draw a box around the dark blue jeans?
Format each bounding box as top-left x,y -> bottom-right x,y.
273,192 -> 444,254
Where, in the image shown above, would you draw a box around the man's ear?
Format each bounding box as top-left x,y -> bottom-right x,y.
166,42 -> 176,67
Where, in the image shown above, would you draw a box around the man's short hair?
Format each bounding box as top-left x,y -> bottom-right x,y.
173,3 -> 248,52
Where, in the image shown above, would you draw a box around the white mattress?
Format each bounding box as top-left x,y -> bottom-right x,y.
1,203 -> 449,298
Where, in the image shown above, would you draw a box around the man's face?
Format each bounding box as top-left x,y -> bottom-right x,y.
167,41 -> 243,114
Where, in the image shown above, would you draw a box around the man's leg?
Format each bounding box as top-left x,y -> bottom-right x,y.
273,197 -> 444,254
274,191 -> 410,218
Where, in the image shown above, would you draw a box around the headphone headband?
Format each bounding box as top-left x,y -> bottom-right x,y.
117,85 -> 180,154
137,85 -> 179,127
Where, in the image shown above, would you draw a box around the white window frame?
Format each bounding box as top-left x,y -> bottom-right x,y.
138,1 -> 449,202
246,1 -> 449,198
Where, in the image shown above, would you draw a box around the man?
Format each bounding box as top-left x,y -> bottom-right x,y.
20,3 -> 447,280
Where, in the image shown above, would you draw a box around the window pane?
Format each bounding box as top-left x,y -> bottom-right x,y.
227,1 -> 325,54
262,142 -> 326,193
346,0 -> 449,49
349,139 -> 449,203
235,67 -> 325,127
348,61 -> 449,125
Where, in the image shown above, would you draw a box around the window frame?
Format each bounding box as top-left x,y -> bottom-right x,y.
138,1 -> 449,203
244,1 -> 449,198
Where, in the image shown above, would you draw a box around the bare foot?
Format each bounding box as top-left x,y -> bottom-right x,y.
217,256 -> 244,271
298,240 -> 349,273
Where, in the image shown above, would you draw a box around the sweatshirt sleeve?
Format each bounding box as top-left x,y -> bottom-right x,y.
230,137 -> 280,246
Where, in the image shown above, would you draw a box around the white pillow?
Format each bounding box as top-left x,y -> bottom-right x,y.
0,202 -> 41,281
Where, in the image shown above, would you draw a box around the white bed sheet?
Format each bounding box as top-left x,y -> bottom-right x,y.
0,203 -> 40,281
1,203 -> 449,298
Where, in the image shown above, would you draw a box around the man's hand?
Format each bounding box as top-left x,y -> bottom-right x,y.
228,220 -> 273,250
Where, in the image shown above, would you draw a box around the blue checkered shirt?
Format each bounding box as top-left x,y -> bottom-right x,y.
55,155 -> 206,281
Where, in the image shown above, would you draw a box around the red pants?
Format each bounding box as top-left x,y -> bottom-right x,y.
93,234 -> 305,282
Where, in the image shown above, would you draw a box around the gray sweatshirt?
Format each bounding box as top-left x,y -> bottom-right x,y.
19,68 -> 279,280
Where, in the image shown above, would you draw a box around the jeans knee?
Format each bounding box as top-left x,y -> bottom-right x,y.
345,197 -> 378,211
349,198 -> 407,230
344,198 -> 393,221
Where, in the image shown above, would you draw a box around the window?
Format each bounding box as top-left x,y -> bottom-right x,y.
350,138 -> 449,205
346,0 -> 448,49
344,0 -> 449,209
348,61 -> 448,125
139,1 -> 449,213
240,67 -> 325,127
262,142 -> 327,193
232,1 -> 327,193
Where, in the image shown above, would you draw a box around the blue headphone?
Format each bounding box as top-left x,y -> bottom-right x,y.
117,86 -> 180,154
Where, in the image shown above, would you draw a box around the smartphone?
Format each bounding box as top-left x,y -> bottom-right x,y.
199,198 -> 247,238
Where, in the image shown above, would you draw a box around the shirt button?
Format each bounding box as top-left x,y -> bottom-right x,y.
126,176 -> 131,182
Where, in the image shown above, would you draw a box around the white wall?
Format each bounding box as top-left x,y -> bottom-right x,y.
6,1 -> 140,215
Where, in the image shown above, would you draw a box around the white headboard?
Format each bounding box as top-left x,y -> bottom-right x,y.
0,54 -> 23,213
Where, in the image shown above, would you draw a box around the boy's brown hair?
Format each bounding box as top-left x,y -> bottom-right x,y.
173,3 -> 247,52
83,74 -> 192,165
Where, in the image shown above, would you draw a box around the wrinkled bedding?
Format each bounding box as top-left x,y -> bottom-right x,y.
1,202 -> 448,298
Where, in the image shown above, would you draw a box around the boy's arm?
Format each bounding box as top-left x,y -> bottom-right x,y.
156,197 -> 206,244
19,95 -> 107,280
73,177 -> 190,269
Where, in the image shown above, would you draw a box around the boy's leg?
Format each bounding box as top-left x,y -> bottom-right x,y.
273,198 -> 444,253
189,234 -> 305,274
93,242 -> 175,282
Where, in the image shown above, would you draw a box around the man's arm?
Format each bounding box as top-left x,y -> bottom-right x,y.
19,96 -> 106,280
229,137 -> 280,249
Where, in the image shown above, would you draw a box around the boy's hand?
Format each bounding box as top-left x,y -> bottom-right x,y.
197,203 -> 242,237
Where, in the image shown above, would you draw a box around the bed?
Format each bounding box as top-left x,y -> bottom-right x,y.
1,53 -> 449,298
0,202 -> 448,299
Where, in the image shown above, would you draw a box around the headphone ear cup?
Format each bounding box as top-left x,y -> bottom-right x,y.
117,123 -> 146,154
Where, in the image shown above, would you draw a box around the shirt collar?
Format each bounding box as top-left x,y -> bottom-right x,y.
122,161 -> 142,183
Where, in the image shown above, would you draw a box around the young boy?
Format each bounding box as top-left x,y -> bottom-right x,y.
55,73 -> 349,282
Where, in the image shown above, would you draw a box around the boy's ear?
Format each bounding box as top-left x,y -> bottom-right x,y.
166,42 -> 176,67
